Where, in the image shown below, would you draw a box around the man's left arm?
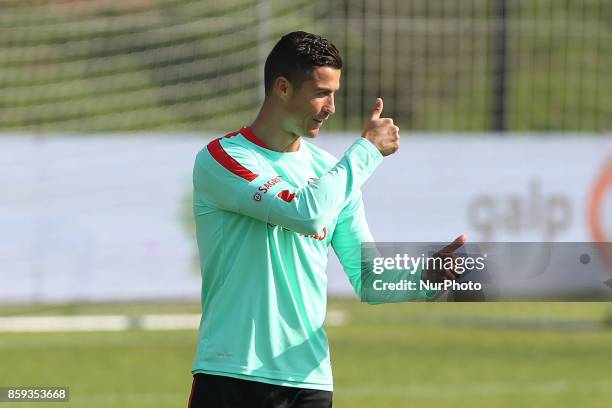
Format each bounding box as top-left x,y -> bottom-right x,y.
330,192 -> 435,303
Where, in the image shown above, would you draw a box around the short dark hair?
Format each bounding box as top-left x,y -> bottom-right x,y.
264,31 -> 342,97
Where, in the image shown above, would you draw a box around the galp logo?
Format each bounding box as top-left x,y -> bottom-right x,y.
467,180 -> 572,241
588,156 -> 612,273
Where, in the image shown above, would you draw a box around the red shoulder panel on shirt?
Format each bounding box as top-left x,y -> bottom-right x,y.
207,130 -> 259,182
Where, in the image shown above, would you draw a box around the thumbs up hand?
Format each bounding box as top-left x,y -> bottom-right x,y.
362,98 -> 400,157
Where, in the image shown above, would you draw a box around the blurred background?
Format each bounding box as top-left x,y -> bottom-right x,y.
0,1 -> 611,407
1,0 -> 610,132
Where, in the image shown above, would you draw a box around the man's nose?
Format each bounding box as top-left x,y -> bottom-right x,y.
324,95 -> 335,115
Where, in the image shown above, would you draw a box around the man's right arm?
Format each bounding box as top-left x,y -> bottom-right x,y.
194,136 -> 382,235
194,97 -> 398,235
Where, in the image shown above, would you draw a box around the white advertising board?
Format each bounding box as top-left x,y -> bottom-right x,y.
0,133 -> 610,302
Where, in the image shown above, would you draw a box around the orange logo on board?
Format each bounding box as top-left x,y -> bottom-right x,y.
588,156 -> 612,273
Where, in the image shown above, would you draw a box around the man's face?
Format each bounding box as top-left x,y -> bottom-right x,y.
282,66 -> 340,138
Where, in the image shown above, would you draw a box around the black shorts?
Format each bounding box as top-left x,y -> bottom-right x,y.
188,373 -> 333,408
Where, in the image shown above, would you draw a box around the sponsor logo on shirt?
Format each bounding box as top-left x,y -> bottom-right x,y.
253,192 -> 262,202
257,176 -> 298,203
267,224 -> 328,241
299,227 -> 327,241
258,176 -> 282,193
277,190 -> 297,203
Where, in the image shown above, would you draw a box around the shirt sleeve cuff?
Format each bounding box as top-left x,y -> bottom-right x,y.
353,137 -> 384,161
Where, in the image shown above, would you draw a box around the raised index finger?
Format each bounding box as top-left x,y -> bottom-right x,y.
440,234 -> 468,254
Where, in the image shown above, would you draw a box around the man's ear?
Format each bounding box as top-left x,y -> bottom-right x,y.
273,76 -> 292,102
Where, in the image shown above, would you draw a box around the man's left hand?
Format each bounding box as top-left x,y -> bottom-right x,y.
421,234 -> 468,284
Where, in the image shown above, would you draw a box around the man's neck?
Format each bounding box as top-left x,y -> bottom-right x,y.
249,107 -> 301,153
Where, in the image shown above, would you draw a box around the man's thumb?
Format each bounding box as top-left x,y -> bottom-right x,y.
369,98 -> 383,120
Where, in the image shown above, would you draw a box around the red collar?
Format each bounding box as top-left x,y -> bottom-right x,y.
240,127 -> 271,149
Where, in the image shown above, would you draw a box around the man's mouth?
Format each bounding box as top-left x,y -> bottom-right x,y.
313,117 -> 326,124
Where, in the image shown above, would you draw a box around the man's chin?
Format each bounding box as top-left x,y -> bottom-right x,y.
304,127 -> 321,138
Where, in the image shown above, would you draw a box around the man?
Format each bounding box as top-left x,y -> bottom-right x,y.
189,31 -> 465,408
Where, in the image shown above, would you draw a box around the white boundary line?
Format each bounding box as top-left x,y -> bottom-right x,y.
0,314 -> 200,332
0,311 -> 348,332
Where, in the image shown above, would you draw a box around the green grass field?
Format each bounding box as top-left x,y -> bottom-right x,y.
1,300 -> 611,407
